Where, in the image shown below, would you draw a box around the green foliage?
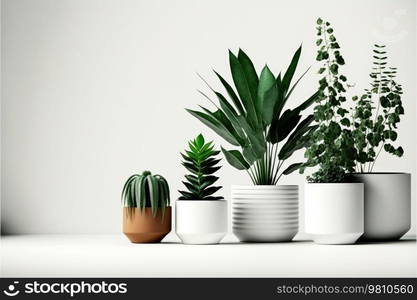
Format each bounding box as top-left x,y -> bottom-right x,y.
306,165 -> 347,183
121,171 -> 170,217
302,18 -> 357,183
187,48 -> 318,185
179,134 -> 224,200
350,44 -> 404,172
303,19 -> 405,182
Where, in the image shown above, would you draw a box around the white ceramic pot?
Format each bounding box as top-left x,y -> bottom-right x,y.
305,183 -> 364,245
175,200 -> 227,244
350,173 -> 411,240
231,185 -> 298,242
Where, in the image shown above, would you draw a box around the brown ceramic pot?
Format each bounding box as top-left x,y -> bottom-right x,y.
123,207 -> 171,243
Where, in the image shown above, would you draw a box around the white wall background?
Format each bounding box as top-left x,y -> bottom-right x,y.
1,0 -> 416,235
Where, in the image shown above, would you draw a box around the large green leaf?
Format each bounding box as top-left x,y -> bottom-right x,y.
258,65 -> 276,97
284,67 -> 310,103
242,145 -> 257,165
186,109 -> 240,146
282,45 -> 302,93
238,49 -> 259,104
282,162 -> 303,175
269,91 -> 317,146
229,51 -> 259,128
294,90 -> 320,112
278,125 -> 317,160
268,109 -> 301,144
275,68 -> 311,119
289,115 -> 315,139
237,115 -> 266,159
257,65 -> 278,126
272,72 -> 285,117
214,91 -> 247,146
221,147 -> 250,170
200,107 -> 244,146
214,71 -> 245,115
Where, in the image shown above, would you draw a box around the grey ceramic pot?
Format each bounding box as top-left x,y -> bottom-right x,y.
350,173 -> 411,241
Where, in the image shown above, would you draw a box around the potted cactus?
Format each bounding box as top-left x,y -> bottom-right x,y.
176,134 -> 227,244
187,47 -> 318,242
348,44 -> 410,240
121,171 -> 171,243
301,18 -> 364,245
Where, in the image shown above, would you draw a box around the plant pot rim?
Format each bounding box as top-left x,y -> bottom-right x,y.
123,206 -> 172,210
232,184 -> 298,188
176,199 -> 226,202
349,172 -> 411,175
306,182 -> 364,185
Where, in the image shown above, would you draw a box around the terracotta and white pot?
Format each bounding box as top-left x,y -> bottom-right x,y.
123,207 -> 171,243
231,185 -> 299,242
305,183 -> 364,244
175,200 -> 227,244
349,173 -> 411,240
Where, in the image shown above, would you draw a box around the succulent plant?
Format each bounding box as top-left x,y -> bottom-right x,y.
187,47 -> 318,185
121,171 -> 170,217
179,134 -> 224,200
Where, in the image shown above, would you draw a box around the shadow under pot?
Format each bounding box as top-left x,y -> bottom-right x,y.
231,185 -> 299,242
349,173 -> 411,241
305,183 -> 364,245
175,200 -> 227,244
123,207 -> 171,243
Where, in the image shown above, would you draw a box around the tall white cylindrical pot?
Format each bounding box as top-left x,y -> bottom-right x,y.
231,185 -> 299,242
350,173 -> 411,240
305,183 -> 364,244
175,200 -> 227,244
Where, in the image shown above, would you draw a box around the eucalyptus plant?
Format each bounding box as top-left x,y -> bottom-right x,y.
350,44 -> 404,173
187,47 -> 318,185
179,134 -> 224,200
301,18 -> 357,183
121,171 -> 170,218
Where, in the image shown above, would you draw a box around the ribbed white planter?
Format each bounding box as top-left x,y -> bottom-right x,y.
231,185 -> 298,242
350,173 -> 411,240
175,200 -> 227,244
305,183 -> 364,245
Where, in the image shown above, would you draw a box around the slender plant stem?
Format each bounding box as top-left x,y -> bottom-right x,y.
246,169 -> 255,184
272,160 -> 283,184
370,141 -> 385,172
270,144 -> 278,181
274,160 -> 286,184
